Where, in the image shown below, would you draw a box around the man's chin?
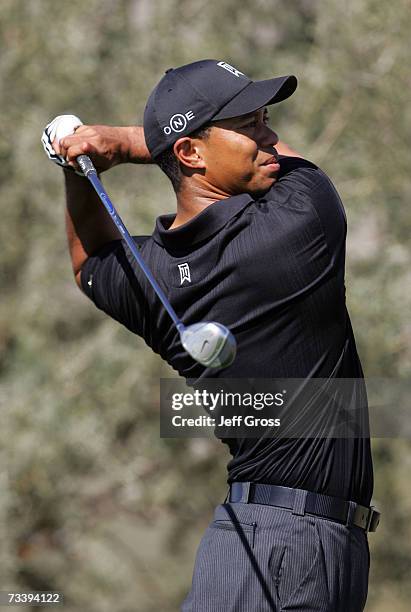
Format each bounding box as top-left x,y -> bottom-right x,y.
246,177 -> 277,198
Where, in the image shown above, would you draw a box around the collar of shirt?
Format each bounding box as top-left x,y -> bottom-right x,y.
152,192 -> 254,249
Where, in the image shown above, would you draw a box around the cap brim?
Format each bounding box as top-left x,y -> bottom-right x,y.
212,75 -> 297,121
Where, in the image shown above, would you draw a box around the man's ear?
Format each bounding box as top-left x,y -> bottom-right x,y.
173,137 -> 206,170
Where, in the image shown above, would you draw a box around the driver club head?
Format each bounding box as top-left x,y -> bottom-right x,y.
180,322 -> 237,369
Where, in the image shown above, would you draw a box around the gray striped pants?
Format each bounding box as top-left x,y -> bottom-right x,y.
181,502 -> 369,611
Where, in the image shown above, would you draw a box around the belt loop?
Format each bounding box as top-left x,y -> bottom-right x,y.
292,489 -> 308,516
345,500 -> 357,527
239,482 -> 251,503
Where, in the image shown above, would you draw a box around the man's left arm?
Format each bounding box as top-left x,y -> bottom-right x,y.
57,125 -> 153,173
275,140 -> 305,159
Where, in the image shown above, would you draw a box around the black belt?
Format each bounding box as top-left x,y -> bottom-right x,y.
228,482 -> 380,533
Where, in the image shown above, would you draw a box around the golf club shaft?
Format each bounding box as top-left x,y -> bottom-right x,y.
77,154 -> 184,332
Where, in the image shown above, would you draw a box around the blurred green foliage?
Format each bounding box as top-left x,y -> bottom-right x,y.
0,0 -> 410,610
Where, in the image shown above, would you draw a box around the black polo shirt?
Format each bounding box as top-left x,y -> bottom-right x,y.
81,157 -> 373,505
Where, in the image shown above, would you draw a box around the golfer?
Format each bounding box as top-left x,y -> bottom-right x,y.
42,59 -> 379,611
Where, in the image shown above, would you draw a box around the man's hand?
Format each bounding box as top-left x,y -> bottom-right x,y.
56,125 -> 139,173
42,116 -> 152,174
41,114 -> 85,175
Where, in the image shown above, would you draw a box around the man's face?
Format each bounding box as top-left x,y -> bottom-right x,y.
199,107 -> 280,197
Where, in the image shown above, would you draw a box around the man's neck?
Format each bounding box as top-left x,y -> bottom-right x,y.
169,181 -> 232,230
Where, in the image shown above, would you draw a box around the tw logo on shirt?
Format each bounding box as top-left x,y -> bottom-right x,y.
178,262 -> 191,285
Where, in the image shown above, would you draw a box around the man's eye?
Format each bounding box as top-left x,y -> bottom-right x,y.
244,117 -> 270,128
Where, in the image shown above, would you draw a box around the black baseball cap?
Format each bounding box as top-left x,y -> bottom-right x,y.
143,59 -> 297,158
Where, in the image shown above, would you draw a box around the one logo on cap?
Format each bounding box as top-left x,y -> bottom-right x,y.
164,111 -> 195,135
217,61 -> 245,78
178,262 -> 191,285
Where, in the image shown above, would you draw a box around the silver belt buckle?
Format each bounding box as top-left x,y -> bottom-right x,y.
367,507 -> 381,532
354,504 -> 380,532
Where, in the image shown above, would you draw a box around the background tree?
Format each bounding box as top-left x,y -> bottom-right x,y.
0,0 -> 410,609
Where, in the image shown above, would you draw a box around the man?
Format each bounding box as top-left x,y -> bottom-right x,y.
42,59 -> 379,611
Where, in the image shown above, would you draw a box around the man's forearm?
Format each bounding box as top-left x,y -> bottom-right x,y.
59,126 -> 152,288
64,170 -> 121,286
123,126 -> 152,164
276,140 -> 304,159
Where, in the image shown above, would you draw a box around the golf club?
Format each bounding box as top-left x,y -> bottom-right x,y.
76,154 -> 237,369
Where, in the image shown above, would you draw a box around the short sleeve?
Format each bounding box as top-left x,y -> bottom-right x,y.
277,156 -> 322,188
274,156 -> 347,257
80,238 -> 148,337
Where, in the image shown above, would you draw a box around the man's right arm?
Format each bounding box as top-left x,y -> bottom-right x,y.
64,169 -> 121,289
56,126 -> 152,289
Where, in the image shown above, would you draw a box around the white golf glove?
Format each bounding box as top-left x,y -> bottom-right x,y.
41,114 -> 84,175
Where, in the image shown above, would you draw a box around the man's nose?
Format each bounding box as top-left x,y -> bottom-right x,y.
258,125 -> 278,148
